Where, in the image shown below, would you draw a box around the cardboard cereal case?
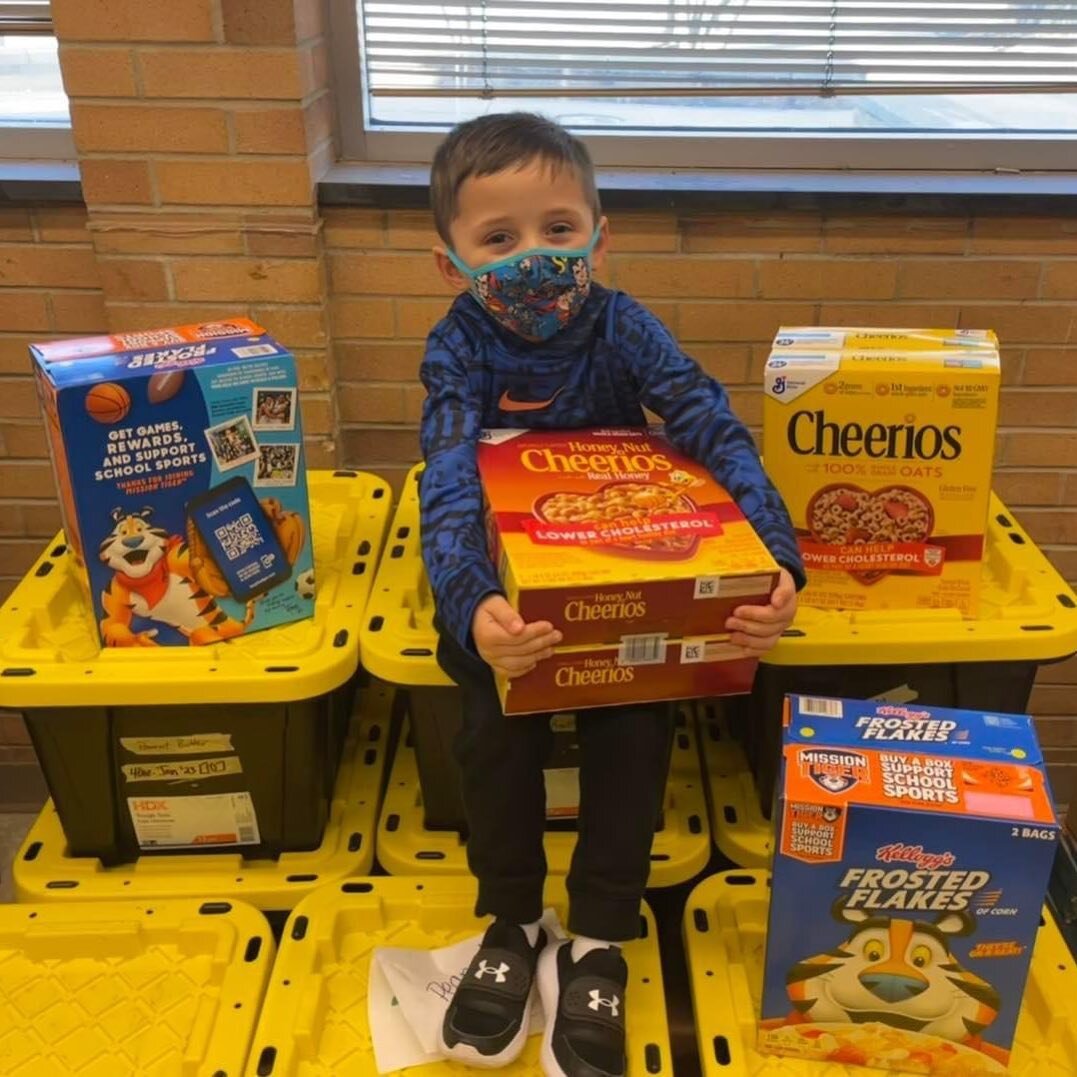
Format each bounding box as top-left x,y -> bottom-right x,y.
476,427 -> 779,646
763,329 -> 1000,617
761,694 -> 1057,1075
31,318 -> 314,647
475,427 -> 779,714
497,634 -> 757,716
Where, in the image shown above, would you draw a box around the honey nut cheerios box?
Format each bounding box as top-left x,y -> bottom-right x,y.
761,694 -> 1057,1076
763,327 -> 1001,618
30,318 -> 314,649
475,427 -> 780,715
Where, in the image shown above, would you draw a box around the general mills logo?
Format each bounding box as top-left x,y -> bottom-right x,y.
772,375 -> 788,395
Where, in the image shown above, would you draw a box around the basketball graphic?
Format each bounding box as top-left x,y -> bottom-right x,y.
85,382 -> 131,424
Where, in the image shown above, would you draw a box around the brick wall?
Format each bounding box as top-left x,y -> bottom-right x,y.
327,205 -> 1077,805
0,203 -> 106,807
0,3 -> 1074,806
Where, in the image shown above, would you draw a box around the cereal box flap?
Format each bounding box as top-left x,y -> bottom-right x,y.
785,696 -> 1044,766
476,426 -> 779,589
31,319 -> 280,386
771,326 -> 999,351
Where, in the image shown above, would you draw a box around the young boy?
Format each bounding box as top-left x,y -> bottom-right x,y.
420,113 -> 805,1076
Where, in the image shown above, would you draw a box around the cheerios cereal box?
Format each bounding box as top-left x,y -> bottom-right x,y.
761,694 -> 1058,1075
30,318 -> 314,648
763,328 -> 1000,617
475,427 -> 779,713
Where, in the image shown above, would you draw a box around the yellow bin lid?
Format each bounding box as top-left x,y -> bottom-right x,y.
361,465 -> 1077,684
0,470 -> 392,707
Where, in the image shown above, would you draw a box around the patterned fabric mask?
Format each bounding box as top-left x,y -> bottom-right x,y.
447,227 -> 600,342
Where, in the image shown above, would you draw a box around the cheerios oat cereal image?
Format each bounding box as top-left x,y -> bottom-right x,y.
763,327 -> 1000,616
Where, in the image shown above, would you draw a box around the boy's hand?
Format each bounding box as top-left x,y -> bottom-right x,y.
472,595 -> 562,679
724,568 -> 798,656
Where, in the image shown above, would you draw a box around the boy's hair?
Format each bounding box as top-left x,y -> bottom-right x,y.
430,112 -> 601,245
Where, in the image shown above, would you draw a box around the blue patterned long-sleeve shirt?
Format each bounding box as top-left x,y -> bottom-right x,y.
419,284 -> 806,652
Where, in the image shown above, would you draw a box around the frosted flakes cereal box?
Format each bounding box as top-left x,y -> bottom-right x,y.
497,634 -> 756,715
761,695 -> 1058,1075
31,318 -> 314,648
476,427 -> 780,648
763,328 -> 1000,617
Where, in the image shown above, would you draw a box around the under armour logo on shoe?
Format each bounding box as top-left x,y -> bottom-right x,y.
475,960 -> 509,983
588,989 -> 620,1017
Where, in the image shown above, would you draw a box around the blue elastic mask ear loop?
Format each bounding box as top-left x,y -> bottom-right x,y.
446,225 -> 601,280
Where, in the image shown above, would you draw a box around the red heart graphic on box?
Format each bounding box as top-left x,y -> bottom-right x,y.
805,483 -> 935,584
533,481 -> 702,560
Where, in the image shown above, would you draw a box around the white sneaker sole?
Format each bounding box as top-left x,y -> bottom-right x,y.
538,940 -> 568,1077
437,986 -> 535,1068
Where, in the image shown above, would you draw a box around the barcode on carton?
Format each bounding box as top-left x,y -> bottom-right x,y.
617,634 -> 668,666
800,697 -> 844,718
693,576 -> 721,599
233,343 -> 277,358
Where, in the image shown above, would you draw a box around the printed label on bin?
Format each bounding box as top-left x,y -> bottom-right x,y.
544,767 -> 580,819
120,733 -> 235,756
122,755 -> 243,783
127,791 -> 260,848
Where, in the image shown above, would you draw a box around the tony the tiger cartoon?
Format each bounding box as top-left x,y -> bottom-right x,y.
761,696 -> 1059,1074
31,318 -> 315,647
99,507 -> 255,646
761,899 -> 1006,1071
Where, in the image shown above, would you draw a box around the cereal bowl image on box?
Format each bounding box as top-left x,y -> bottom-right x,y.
31,318 -> 314,647
760,695 -> 1058,1075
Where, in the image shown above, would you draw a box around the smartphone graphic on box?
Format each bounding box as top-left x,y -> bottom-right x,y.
186,476 -> 291,602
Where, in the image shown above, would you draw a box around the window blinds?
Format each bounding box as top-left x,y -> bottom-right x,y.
360,1 -> 1077,97
0,2 -> 51,34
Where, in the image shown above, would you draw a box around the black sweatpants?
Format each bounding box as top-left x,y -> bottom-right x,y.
437,627 -> 675,941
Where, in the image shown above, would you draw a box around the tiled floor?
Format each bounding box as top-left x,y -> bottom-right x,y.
0,814 -> 35,903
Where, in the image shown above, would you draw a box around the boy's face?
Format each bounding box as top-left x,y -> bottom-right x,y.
435,158 -> 608,288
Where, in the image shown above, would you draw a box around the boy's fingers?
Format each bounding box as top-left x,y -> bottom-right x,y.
771,572 -> 796,608
498,655 -> 537,678
482,595 -> 526,635
729,604 -> 782,626
727,617 -> 781,639
731,631 -> 779,653
489,630 -> 560,657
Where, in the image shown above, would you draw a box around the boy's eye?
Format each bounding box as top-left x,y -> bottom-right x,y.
484,232 -> 512,246
548,222 -> 574,236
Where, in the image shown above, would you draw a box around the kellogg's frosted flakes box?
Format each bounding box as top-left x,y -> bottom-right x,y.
763,327 -> 1000,618
476,427 -> 779,648
761,695 -> 1058,1075
31,318 -> 314,648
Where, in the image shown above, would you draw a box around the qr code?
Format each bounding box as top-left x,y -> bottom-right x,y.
214,513 -> 263,562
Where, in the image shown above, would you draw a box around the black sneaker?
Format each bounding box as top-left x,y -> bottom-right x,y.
538,941 -> 628,1077
438,919 -> 547,1067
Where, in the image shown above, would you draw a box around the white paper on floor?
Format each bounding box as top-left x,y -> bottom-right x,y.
369,907 -> 565,1074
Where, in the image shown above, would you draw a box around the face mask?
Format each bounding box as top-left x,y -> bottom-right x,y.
447,227 -> 600,342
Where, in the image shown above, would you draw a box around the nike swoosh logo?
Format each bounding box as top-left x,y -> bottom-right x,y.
498,386 -> 565,412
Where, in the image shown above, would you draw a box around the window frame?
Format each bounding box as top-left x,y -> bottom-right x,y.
0,2 -> 75,162
328,0 -> 1077,176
